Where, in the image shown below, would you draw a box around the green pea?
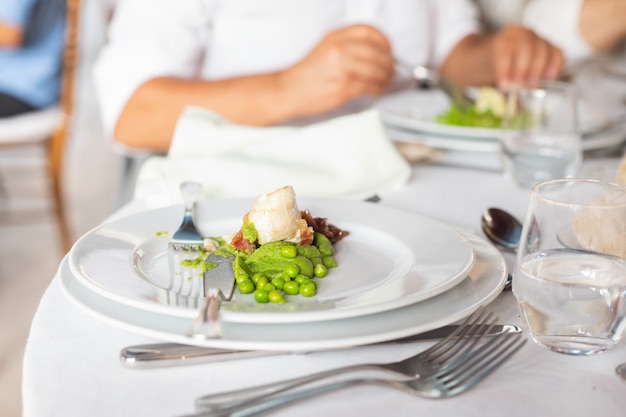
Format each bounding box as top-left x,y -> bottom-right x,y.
284,264 -> 300,278
314,264 -> 328,278
280,245 -> 297,259
254,289 -> 270,303
237,279 -> 255,294
271,277 -> 285,290
269,291 -> 285,304
294,274 -> 308,284
252,273 -> 266,284
299,277 -> 316,288
292,256 -> 314,277
283,281 -> 299,295
263,283 -> 276,292
299,282 -> 316,297
256,276 -> 269,288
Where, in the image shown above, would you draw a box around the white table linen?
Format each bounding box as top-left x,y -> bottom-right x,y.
134,108 -> 411,206
22,161 -> 626,417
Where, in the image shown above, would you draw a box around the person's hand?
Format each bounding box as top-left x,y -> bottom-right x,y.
278,24 -> 395,118
491,25 -> 564,88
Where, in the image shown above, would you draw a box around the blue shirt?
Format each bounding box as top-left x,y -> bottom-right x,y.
0,0 -> 66,109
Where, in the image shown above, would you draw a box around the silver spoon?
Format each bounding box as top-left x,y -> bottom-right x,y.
616,363 -> 626,381
481,207 -> 523,291
481,207 -> 522,252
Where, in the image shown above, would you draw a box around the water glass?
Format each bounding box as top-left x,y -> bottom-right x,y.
500,81 -> 582,188
513,178 -> 626,355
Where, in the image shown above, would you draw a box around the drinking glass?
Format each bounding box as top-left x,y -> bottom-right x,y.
500,81 -> 583,188
513,178 -> 626,355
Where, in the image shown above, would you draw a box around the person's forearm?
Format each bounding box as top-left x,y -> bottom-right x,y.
114,74 -> 298,152
579,0 -> 626,51
0,22 -> 22,48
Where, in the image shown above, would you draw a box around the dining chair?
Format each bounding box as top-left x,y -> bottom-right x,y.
0,0 -> 82,253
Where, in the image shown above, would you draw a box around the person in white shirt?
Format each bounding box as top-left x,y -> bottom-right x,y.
94,0 -> 564,153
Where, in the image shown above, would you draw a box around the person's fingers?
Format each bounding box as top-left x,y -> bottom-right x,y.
342,43 -> 394,84
340,24 -> 392,53
492,35 -> 515,89
510,35 -> 534,85
545,46 -> 564,80
525,40 -> 550,86
494,25 -> 566,87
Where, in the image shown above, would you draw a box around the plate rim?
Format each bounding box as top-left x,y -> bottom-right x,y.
59,232 -> 507,351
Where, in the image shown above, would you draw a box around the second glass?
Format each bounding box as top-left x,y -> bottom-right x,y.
500,81 -> 583,188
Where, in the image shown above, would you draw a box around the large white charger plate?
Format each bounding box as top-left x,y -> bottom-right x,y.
377,89 -> 623,152
67,199 -> 475,324
59,232 -> 507,351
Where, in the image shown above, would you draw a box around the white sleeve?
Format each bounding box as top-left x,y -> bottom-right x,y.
92,0 -> 211,139
522,0 -> 593,64
429,0 -> 481,68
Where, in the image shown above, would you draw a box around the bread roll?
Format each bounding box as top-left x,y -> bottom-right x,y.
572,191 -> 626,258
616,153 -> 626,185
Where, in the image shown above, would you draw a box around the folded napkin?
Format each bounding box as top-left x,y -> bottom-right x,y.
133,107 -> 412,207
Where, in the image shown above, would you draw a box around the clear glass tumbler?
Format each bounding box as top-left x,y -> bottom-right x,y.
513,178 -> 626,355
500,81 -> 583,188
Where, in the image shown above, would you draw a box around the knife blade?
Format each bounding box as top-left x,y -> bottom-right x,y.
120,324 -> 521,368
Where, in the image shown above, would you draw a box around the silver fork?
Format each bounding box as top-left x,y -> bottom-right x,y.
195,308 -> 504,410
184,310 -> 526,417
168,181 -> 205,300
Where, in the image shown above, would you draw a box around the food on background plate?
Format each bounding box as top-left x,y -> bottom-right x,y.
192,186 -> 348,304
436,87 -> 506,128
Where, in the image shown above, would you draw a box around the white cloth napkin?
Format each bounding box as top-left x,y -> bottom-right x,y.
133,107 -> 412,207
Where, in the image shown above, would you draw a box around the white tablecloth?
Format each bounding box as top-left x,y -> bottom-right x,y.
22,160 -> 626,417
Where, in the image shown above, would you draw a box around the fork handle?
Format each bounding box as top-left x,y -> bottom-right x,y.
195,363 -> 389,410
187,378 -> 380,417
180,181 -> 203,211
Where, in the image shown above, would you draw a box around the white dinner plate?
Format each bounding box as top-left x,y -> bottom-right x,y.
377,89 -> 623,152
60,232 -> 507,351
67,199 -> 475,324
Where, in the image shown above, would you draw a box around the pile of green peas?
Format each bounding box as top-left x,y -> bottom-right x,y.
233,233 -> 337,304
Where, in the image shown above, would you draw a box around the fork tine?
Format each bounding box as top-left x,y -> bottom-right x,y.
432,313 -> 498,363
434,333 -> 526,396
421,308 -> 485,356
424,308 -> 496,364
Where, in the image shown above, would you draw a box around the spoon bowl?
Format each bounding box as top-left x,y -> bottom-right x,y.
616,363 -> 626,381
481,207 -> 522,252
481,207 -> 523,291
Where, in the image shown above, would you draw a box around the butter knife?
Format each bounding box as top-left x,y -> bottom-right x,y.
120,324 -> 521,368
188,254 -> 235,340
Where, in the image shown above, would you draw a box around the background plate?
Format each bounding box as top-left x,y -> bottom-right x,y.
377,89 -> 624,152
